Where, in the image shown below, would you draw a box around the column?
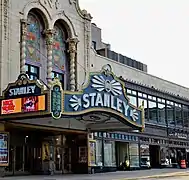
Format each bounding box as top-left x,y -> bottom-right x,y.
45,29 -> 54,87
61,135 -> 66,174
67,38 -> 79,91
82,10 -> 92,72
20,19 -> 28,73
102,132 -> 105,167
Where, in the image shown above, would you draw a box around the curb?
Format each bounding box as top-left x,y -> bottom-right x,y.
117,171 -> 189,180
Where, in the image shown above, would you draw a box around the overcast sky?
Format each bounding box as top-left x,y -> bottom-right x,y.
79,0 -> 189,88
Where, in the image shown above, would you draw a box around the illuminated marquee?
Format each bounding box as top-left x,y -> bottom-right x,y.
1,95 -> 46,115
0,74 -> 49,119
62,65 -> 144,130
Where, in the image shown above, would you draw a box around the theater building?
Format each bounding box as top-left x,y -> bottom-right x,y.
0,66 -> 144,176
0,0 -> 189,177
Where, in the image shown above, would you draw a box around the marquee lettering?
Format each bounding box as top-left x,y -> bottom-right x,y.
82,93 -> 130,117
9,85 -> 36,96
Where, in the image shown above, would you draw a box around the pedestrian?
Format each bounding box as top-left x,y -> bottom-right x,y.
49,157 -> 55,175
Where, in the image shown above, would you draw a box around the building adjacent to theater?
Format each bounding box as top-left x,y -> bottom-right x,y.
0,0 -> 189,176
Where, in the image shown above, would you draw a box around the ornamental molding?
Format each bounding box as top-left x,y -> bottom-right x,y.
39,0 -> 61,10
51,10 -> 78,37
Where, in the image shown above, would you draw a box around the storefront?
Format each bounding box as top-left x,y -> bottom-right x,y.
167,128 -> 188,167
91,132 -> 140,172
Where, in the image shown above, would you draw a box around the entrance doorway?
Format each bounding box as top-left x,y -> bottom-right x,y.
149,145 -> 160,168
5,125 -> 88,176
6,129 -> 46,175
116,142 -> 129,167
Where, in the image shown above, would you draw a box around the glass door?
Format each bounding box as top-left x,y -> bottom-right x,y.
6,145 -> 14,175
64,147 -> 71,173
15,146 -> 24,172
24,146 -> 42,173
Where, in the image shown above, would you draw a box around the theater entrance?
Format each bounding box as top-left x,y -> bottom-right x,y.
5,124 -> 88,176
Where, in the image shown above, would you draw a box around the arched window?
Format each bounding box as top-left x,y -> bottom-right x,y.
26,13 -> 42,62
25,12 -> 45,80
52,23 -> 68,89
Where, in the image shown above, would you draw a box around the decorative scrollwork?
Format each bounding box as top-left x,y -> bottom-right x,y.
17,74 -> 30,86
39,0 -> 60,10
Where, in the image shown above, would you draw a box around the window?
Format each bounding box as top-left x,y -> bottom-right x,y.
138,92 -> 143,97
53,24 -> 67,71
127,89 -> 137,106
138,92 -> 147,98
175,104 -> 182,126
148,100 -> 157,123
52,23 -> 68,89
96,140 -> 102,166
104,141 -> 116,167
132,90 -> 137,95
52,71 -> 64,88
25,11 -> 46,82
183,105 -> 189,128
128,95 -> 137,106
25,64 -> 39,80
126,89 -> 136,95
129,143 -> 139,168
126,89 -> 132,94
166,101 -> 175,126
26,13 -> 43,62
92,41 -> 97,50
158,102 -> 166,124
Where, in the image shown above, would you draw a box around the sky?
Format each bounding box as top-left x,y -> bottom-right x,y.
79,0 -> 189,88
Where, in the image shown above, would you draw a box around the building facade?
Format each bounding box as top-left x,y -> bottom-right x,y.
0,0 -> 188,176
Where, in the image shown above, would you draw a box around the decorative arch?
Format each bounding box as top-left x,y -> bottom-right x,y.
22,1 -> 51,29
52,12 -> 78,37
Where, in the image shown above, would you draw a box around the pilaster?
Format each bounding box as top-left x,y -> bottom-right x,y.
20,19 -> 28,73
67,37 -> 79,91
45,29 -> 54,87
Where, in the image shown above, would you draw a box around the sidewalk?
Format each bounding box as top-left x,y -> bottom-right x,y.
119,171 -> 189,180
0,169 -> 188,180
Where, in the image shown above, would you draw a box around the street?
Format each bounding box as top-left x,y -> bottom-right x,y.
147,177 -> 188,180
0,169 -> 188,180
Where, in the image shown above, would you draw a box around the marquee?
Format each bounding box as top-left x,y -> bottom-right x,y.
0,74 -> 50,119
57,65 -> 145,131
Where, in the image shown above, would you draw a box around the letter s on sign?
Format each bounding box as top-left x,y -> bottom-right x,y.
83,94 -> 90,108
9,89 -> 14,96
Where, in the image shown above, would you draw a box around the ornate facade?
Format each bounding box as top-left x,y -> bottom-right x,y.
1,0 -> 189,176
0,0 -> 92,92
